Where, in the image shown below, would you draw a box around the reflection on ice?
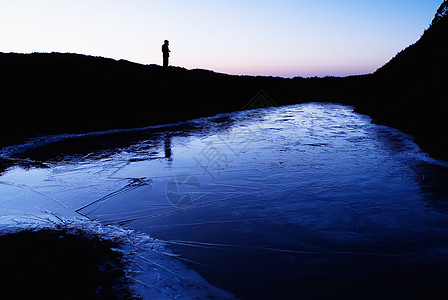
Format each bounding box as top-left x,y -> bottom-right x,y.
2,103 -> 448,298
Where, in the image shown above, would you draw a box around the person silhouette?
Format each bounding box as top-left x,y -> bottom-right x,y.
162,40 -> 171,67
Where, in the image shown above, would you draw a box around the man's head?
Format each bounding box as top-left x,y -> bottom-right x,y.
164,40 -> 169,45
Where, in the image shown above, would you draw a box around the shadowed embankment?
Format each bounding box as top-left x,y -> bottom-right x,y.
0,229 -> 133,299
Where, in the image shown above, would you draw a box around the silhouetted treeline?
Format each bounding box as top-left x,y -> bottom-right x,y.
0,1 -> 447,160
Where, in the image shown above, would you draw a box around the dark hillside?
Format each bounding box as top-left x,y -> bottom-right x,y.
0,52 -> 366,145
356,0 -> 448,159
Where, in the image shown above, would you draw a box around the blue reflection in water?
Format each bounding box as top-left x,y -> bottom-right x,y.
2,103 -> 448,299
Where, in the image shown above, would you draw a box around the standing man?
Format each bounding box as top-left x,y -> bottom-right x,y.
162,40 -> 171,67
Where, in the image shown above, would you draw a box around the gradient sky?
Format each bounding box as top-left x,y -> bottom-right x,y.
0,0 -> 442,77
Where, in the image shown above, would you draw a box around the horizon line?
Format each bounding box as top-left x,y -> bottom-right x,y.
1,50 -> 379,79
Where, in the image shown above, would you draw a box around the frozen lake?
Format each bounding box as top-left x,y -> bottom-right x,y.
2,103 -> 448,299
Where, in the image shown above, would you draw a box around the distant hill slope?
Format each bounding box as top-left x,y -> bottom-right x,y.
375,0 -> 448,80
356,0 -> 448,159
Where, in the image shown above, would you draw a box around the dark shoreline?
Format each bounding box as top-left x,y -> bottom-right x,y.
0,229 -> 135,299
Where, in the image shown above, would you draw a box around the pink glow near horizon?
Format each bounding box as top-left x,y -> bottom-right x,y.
0,0 -> 442,77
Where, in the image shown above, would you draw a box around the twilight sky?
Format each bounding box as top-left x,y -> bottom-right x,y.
0,0 -> 442,77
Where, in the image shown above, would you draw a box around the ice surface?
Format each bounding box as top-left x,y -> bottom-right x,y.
2,103 -> 448,298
